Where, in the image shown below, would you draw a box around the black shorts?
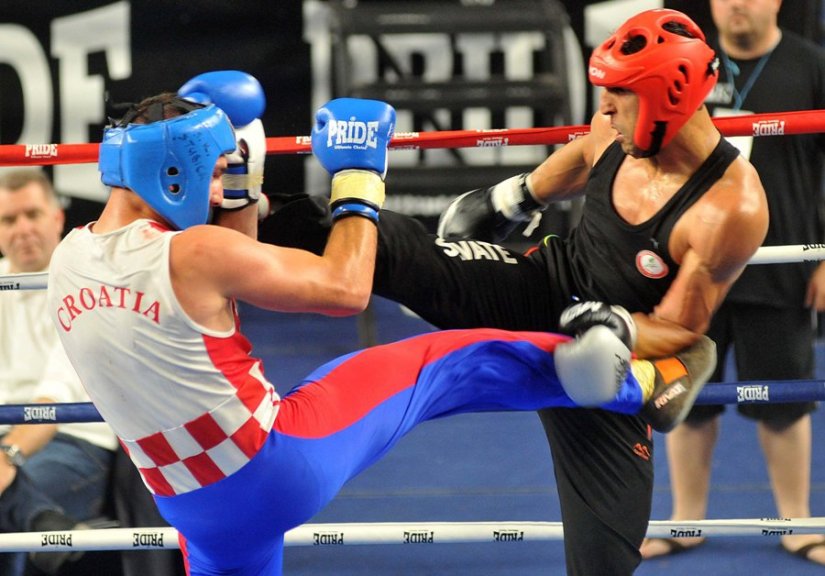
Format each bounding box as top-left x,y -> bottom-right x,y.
686,301 -> 817,427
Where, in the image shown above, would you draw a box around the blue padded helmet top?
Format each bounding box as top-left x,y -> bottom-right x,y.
99,102 -> 236,230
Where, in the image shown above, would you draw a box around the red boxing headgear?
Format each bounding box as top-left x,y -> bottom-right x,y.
588,9 -> 719,156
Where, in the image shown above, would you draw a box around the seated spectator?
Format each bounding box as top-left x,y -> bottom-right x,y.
0,169 -> 117,575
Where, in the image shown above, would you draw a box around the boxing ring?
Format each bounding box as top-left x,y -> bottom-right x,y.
0,388 -> 822,554
1,518 -> 825,553
1,109 -> 824,560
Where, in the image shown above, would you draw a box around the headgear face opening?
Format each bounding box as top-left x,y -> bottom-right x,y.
588,9 -> 719,156
99,104 -> 237,230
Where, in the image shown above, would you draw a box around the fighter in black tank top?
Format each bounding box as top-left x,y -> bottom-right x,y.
538,138 -> 740,313
261,123 -> 747,576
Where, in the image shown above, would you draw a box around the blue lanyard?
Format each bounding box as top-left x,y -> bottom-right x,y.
720,49 -> 774,111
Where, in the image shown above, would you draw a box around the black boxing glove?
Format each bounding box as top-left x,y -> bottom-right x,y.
437,173 -> 545,242
559,301 -> 637,350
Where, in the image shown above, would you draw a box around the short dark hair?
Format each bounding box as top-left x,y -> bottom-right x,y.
0,169 -> 59,207
113,93 -> 206,127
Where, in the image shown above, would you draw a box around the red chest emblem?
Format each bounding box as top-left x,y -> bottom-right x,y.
636,250 -> 669,279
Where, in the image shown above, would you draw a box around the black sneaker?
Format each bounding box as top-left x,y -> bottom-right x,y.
636,336 -> 716,433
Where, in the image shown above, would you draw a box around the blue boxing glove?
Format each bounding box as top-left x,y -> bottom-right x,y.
178,70 -> 266,127
311,98 -> 395,223
179,71 -> 267,213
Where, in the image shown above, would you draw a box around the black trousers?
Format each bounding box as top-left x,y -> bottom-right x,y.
689,301 -> 817,427
262,198 -> 653,575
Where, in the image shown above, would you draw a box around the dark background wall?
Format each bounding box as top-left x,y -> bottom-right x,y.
1,0 -> 821,232
0,1 -> 310,228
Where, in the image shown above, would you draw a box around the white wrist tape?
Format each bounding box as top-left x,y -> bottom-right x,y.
490,173 -> 546,236
330,169 -> 385,209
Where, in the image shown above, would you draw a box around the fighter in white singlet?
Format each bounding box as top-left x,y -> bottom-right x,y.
46,79 -> 709,575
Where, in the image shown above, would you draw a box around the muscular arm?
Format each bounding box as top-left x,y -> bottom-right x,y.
171,216 -> 377,331
528,113 -> 615,202
634,158 -> 769,358
632,248 -> 727,357
211,202 -> 259,239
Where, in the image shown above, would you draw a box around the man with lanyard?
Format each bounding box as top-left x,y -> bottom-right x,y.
642,0 -> 825,565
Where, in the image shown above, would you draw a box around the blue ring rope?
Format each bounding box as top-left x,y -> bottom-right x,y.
0,380 -> 822,424
693,379 -> 825,405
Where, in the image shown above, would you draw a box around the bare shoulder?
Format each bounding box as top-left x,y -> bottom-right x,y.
169,224 -> 257,288
174,223 -> 239,243
684,154 -> 769,276
171,224 -> 251,261
704,154 -> 768,234
169,224 -> 314,301
530,113 -> 609,203
167,224 -> 274,328
718,154 -> 766,211
546,113 -> 613,166
585,113 -> 616,165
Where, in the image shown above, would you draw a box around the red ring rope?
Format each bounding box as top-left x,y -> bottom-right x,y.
0,109 -> 820,166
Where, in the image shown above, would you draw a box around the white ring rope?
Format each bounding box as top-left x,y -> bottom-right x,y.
3,518 -> 824,553
0,271 -> 48,291
2,243 -> 825,292
748,243 -> 825,264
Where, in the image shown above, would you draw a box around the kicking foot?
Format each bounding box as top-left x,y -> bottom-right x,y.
640,536 -> 705,559
781,536 -> 825,566
634,336 -> 716,433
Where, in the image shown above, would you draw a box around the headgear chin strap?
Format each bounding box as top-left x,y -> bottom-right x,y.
99,104 -> 237,230
588,9 -> 719,157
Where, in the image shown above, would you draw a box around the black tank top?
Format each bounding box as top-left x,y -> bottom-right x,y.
557,138 -> 739,313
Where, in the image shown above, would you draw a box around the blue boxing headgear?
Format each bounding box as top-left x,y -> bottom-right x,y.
99,102 -> 237,230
